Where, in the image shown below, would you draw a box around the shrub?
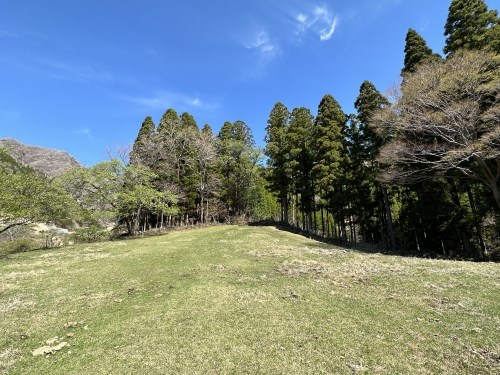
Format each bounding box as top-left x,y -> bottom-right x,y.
0,238 -> 39,257
70,226 -> 109,243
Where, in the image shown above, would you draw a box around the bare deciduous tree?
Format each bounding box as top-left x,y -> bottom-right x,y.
374,50 -> 500,208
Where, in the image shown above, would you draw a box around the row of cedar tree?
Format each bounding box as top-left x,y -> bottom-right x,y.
32,0 -> 494,259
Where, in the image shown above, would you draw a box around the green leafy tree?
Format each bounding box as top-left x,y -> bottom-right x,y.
0,150 -> 80,234
444,0 -> 499,54
157,109 -> 198,201
193,124 -> 219,222
217,120 -> 260,218
60,160 -> 178,234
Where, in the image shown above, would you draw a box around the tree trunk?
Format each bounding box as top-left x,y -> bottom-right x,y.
284,192 -> 289,224
382,187 -> 397,251
326,209 -> 331,238
465,183 -> 486,258
321,207 -> 325,237
449,180 -> 475,258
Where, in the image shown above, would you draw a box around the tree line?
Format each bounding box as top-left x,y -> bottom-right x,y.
0,0 -> 498,259
264,0 -> 499,259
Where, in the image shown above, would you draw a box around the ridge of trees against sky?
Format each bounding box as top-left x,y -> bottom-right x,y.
1,0 -> 499,260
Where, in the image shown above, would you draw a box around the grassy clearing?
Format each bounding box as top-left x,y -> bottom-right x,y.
1,225 -> 499,374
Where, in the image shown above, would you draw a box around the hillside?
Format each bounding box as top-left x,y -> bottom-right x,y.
0,138 -> 81,176
1,226 -> 499,374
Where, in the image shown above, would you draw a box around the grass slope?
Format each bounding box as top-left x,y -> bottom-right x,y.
1,226 -> 499,374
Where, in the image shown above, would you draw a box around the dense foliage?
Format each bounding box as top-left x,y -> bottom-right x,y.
58,113 -> 277,235
263,0 -> 499,259
0,149 -> 80,235
2,0 -> 497,259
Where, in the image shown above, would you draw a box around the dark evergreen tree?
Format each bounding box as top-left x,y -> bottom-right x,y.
288,107 -> 315,232
354,81 -> 389,158
444,0 -> 499,54
264,102 -> 291,223
157,109 -> 181,134
354,81 -> 397,251
130,116 -> 156,166
217,121 -> 260,217
313,95 -> 348,239
201,123 -> 214,137
181,112 -> 198,130
402,29 -> 442,75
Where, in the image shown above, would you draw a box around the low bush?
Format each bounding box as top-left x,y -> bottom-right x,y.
70,226 -> 110,243
0,238 -> 39,257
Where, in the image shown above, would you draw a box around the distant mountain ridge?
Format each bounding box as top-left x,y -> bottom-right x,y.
0,138 -> 81,176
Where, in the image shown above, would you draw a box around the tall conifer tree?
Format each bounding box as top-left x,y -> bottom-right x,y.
402,29 -> 442,75
130,116 -> 156,166
288,107 -> 315,231
354,81 -> 397,250
180,112 -> 198,130
444,0 -> 499,54
313,95 -> 348,239
265,102 -> 291,223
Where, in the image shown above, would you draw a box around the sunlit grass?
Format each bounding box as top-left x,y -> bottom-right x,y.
1,226 -> 499,374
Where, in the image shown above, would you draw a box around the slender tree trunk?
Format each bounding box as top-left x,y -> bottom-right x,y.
200,193 -> 205,224
465,183 -> 486,258
347,201 -> 354,243
284,191 -> 289,224
125,219 -> 133,235
415,187 -> 429,253
326,209 -> 331,238
382,186 -> 397,251
379,210 -> 387,251
321,207 -> 325,237
449,180 -> 475,258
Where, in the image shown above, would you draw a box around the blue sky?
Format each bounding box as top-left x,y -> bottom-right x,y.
1,0 -> 498,165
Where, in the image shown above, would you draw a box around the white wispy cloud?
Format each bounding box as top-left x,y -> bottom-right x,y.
123,91 -> 219,112
245,29 -> 279,60
295,5 -> 339,42
239,27 -> 282,79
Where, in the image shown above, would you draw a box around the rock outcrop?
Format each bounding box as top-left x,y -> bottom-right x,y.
0,138 -> 81,176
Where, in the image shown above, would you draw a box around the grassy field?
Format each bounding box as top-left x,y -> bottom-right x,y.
1,225 -> 499,374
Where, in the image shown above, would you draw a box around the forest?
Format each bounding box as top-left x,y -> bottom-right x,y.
1,0 -> 499,260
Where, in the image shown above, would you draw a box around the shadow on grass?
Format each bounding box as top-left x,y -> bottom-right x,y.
249,220 -> 444,259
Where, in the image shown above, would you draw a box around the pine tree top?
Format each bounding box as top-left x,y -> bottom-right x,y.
444,0 -> 499,55
402,29 -> 442,74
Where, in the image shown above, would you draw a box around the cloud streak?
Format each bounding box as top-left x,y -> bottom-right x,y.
75,128 -> 93,140
245,29 -> 279,60
295,5 -> 339,42
123,91 -> 219,112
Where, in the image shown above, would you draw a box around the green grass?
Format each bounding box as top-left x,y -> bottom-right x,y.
1,225 -> 499,374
